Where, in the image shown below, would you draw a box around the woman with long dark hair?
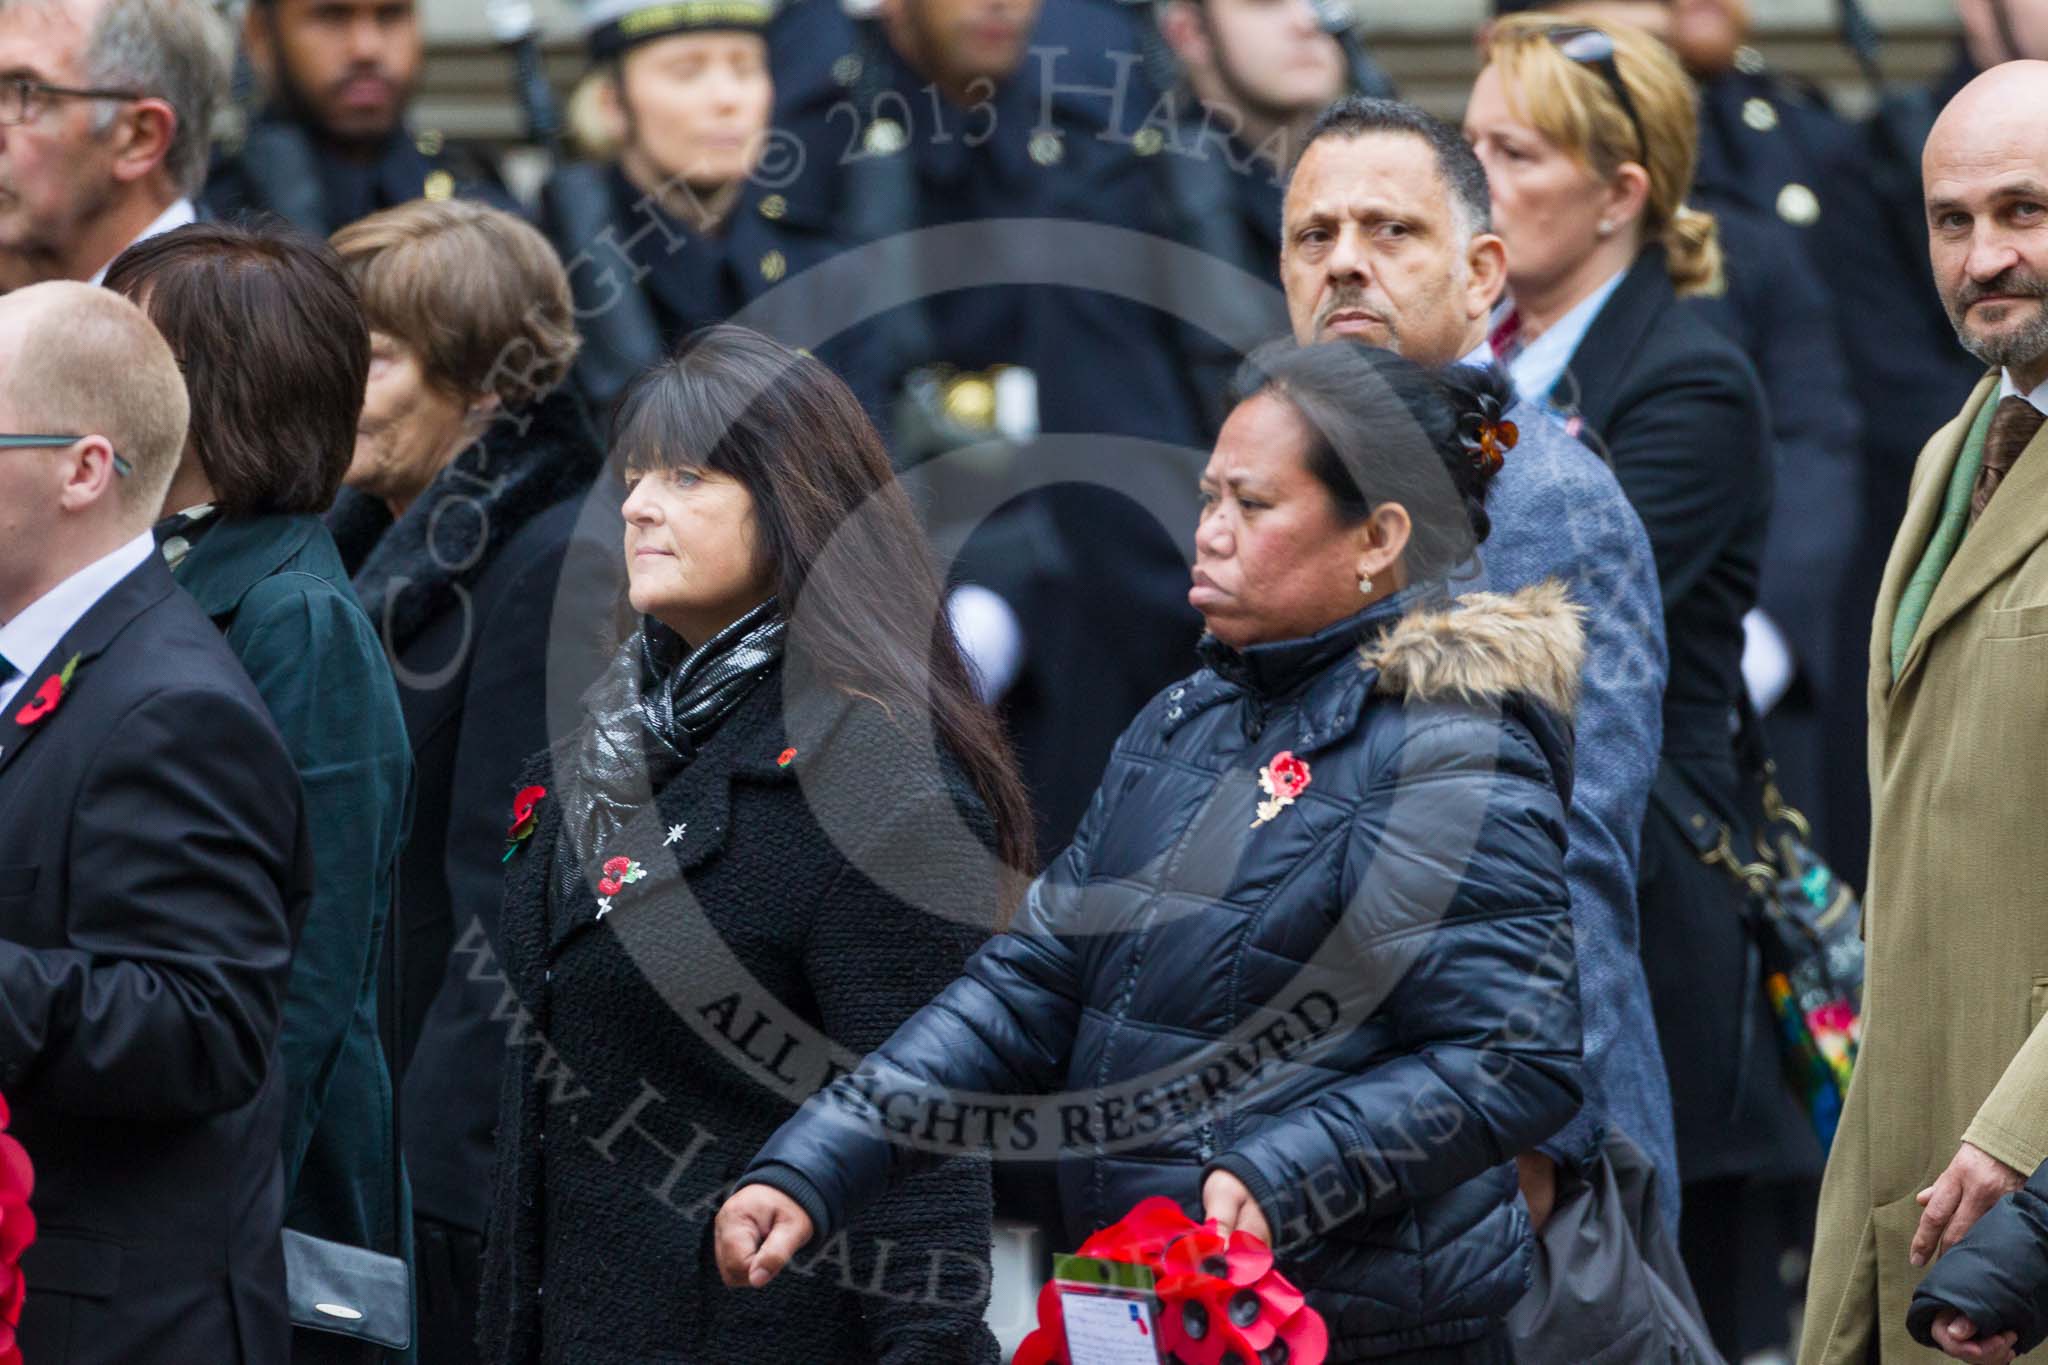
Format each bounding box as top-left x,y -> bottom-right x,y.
478,325 -> 1030,1364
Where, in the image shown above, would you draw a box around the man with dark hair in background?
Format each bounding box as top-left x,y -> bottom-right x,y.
205,0 -> 513,235
1154,0 -> 1347,268
0,0 -> 230,288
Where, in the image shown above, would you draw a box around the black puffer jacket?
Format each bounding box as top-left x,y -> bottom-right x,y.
748,582 -> 1588,1360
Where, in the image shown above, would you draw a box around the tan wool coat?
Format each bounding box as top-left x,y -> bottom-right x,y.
1800,374 -> 2048,1363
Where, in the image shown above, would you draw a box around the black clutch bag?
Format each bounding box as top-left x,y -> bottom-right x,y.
284,1227 -> 413,1349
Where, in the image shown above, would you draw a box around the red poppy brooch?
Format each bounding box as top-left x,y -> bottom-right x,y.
1251,751 -> 1311,828
595,855 -> 647,919
502,785 -> 547,863
12,654 -> 79,730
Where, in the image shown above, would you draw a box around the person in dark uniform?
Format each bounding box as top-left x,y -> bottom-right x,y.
768,0 -> 1233,857
206,0 -> 514,236
543,0 -> 857,410
1152,0 -> 1357,269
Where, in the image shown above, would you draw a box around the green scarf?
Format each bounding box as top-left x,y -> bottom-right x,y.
1891,396 -> 2000,679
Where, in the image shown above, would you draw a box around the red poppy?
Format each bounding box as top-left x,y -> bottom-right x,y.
777,747 -> 798,768
507,786 -> 547,839
1266,752 -> 1311,800
603,856 -> 631,877
0,1088 -> 33,1349
12,654 -> 79,729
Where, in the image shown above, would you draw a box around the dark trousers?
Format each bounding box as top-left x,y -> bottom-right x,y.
292,1329 -> 383,1365
415,1215 -> 485,1365
1680,1174 -> 1818,1360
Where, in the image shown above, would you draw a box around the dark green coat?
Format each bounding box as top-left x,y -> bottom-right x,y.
171,515 -> 414,1301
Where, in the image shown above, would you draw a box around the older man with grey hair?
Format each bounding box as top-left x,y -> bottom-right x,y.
0,0 -> 230,289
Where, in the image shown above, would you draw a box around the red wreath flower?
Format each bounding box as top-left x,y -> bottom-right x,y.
502,785 -> 547,863
0,1091 -> 37,1364
1012,1197 -> 1326,1365
777,747 -> 798,768
13,654 -> 80,729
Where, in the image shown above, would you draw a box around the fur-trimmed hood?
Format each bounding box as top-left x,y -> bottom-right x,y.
1361,580 -> 1586,720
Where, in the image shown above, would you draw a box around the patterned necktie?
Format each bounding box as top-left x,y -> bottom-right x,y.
1970,395 -> 2047,525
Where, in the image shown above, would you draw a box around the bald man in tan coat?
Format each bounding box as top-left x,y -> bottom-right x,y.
1799,61 -> 2048,1365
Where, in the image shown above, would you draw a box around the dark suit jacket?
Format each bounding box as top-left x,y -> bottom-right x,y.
0,552 -> 311,1364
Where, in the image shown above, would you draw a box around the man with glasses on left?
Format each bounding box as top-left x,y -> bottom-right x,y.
0,281 -> 310,1365
0,0 -> 230,290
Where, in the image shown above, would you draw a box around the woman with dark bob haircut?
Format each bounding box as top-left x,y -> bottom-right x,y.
480,325 -> 1032,1364
105,221 -> 415,1365
717,341 -> 1588,1364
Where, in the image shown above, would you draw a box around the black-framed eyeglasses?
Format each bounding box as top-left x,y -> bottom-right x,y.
0,77 -> 144,127
0,434 -> 133,477
1543,26 -> 1650,167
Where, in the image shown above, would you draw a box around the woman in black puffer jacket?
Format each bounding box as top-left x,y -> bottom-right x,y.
716,342 -> 1588,1363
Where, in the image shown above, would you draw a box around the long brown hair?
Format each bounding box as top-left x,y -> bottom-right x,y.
610,325 -> 1037,899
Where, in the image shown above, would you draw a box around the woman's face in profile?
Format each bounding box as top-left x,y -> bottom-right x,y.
1462,63 -> 1614,296
346,330 -> 475,510
1191,391 -> 1380,650
621,460 -> 776,645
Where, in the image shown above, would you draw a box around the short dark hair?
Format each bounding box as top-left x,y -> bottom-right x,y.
104,220 -> 369,518
1293,96 -> 1493,238
1232,340 -> 1512,582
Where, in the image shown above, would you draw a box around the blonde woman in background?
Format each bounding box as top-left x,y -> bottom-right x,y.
1465,18 -> 1808,1360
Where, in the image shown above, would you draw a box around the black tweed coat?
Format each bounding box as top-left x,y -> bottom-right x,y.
479,655 -> 1005,1365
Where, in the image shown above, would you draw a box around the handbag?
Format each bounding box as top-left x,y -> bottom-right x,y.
284,847 -> 414,1352
1653,697 -> 1864,1148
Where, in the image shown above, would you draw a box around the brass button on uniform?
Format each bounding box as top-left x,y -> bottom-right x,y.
942,374 -> 997,428
832,54 -> 862,87
863,117 -> 907,156
1776,181 -> 1821,226
1734,46 -> 1766,75
415,128 -> 445,156
423,169 -> 455,202
759,250 -> 788,282
1742,97 -> 1779,132
759,194 -> 787,220
1132,126 -> 1165,157
1028,131 -> 1064,166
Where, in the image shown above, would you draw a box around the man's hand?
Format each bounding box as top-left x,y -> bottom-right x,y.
1516,1152 -> 1559,1234
1913,1142 -> 2026,1267
1202,1169 -> 1272,1246
714,1183 -> 815,1289
1931,1309 -> 2020,1363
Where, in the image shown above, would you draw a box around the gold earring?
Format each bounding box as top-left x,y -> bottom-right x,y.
1358,572 -> 1373,595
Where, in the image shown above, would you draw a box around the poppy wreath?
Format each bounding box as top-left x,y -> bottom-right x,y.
0,1092 -> 36,1365
1014,1196 -> 1327,1365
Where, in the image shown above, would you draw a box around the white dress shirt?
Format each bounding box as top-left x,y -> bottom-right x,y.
1998,367 -> 2048,416
87,198 -> 196,286
0,530 -> 155,715
1502,268 -> 1629,408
